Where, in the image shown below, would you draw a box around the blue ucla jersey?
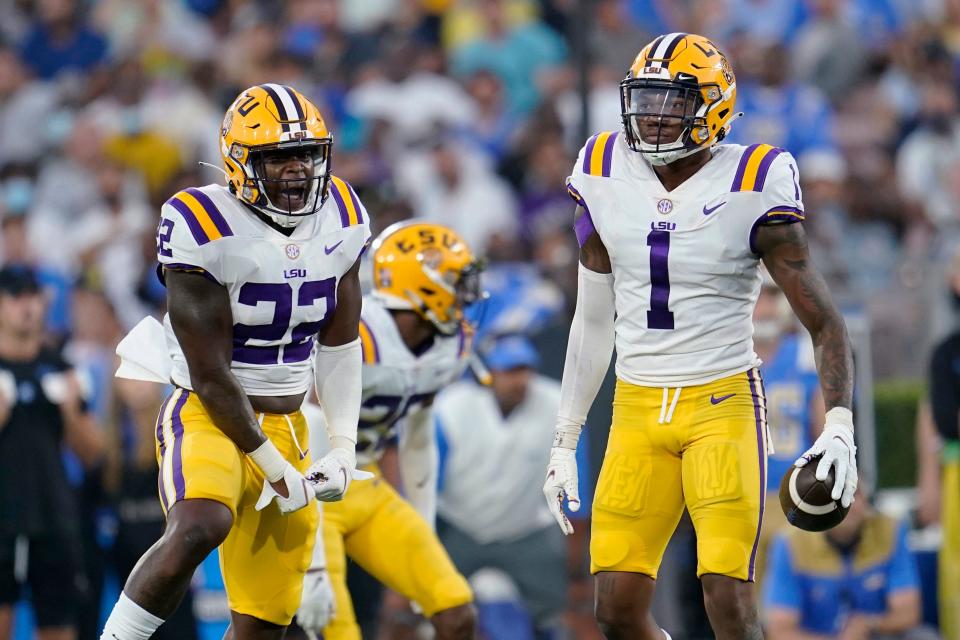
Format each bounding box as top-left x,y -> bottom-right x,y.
156,179 -> 370,396
762,334 -> 820,491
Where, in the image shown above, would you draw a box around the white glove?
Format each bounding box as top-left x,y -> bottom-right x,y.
297,567 -> 336,634
543,447 -> 580,535
794,407 -> 858,508
305,447 -> 374,502
254,463 -> 315,515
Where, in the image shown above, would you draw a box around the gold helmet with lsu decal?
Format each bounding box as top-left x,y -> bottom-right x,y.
220,84 -> 332,227
621,33 -> 738,165
371,221 -> 485,336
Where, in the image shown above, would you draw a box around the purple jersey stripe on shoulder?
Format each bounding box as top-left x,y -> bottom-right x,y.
167,196 -> 210,245
746,368 -> 766,582
329,182 -> 351,227
752,147 -> 783,192
582,134 -> 600,174
185,188 -> 233,237
346,182 -> 364,224
731,143 -> 760,192
170,390 -> 190,502
601,132 -> 618,177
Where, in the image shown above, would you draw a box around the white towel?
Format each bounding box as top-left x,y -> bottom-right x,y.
115,316 -> 172,383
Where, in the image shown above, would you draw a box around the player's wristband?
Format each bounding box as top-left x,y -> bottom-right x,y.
248,439 -> 287,483
553,419 -> 582,450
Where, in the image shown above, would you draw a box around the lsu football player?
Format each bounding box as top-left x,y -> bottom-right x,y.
100,84 -> 371,640
541,34 -> 858,639
296,222 -> 481,640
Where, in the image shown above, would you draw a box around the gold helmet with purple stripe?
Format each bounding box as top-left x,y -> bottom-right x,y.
621,33 -> 737,165
220,84 -> 332,227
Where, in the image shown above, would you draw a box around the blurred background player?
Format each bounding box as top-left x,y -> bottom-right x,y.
0,265 -> 103,640
297,222 -> 481,640
434,333 -> 590,640
542,33 -> 857,640
752,275 -> 824,586
101,84 -> 370,640
764,487 -> 933,640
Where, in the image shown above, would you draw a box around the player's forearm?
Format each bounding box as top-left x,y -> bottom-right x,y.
867,593 -> 921,633
192,367 -> 268,453
809,312 -> 854,411
556,264 -> 615,436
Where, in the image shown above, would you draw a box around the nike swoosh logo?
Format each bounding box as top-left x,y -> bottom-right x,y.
324,240 -> 343,255
299,448 -> 310,461
702,201 -> 726,216
710,393 -> 735,405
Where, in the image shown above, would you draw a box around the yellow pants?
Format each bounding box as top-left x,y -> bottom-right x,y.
322,465 -> 473,640
153,388 -> 318,625
940,452 -> 959,639
591,370 -> 768,581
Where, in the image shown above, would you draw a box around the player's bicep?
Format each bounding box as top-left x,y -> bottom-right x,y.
166,270 -> 234,377
317,257 -> 361,347
756,223 -> 838,334
575,206 -> 611,274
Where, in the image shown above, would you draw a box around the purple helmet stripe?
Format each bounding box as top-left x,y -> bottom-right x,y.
752,147 -> 783,192
283,85 -> 305,120
601,132 -> 618,177
582,134 -> 599,174
661,33 -> 688,60
746,368 -> 767,582
185,188 -> 234,237
328,181 -> 351,227
170,390 -> 190,502
167,196 -> 211,245
644,35 -> 666,64
731,143 -> 760,191
260,84 -> 290,133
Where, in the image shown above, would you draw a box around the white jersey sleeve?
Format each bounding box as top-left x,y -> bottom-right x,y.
156,187 -> 236,284
748,149 -> 806,253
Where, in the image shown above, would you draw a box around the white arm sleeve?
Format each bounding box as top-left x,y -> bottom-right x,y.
397,407 -> 437,528
314,338 -> 362,457
555,263 -> 616,446
310,502 -> 328,569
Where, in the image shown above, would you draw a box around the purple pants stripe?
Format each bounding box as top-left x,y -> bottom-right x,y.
752,147 -> 783,192
731,143 -> 760,191
167,196 -> 210,245
746,368 -> 767,581
155,393 -> 174,512
185,188 -> 234,236
170,390 -> 190,502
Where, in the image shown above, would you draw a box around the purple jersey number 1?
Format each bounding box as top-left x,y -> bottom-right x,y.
646,230 -> 675,330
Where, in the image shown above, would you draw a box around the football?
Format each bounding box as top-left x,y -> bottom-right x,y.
778,454 -> 849,532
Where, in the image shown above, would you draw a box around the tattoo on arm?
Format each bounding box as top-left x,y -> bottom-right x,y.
166,270 -> 266,453
576,206 -> 612,274
757,223 -> 854,410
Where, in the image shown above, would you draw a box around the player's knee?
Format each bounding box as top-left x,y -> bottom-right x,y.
164,504 -> 232,564
595,596 -> 637,638
432,603 -> 476,639
701,575 -> 759,634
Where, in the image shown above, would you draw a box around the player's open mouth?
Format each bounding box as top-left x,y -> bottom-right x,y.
279,186 -> 307,209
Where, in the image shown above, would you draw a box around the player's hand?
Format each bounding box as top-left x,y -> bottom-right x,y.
305,447 -> 374,502
254,463 -> 315,515
297,566 -> 336,634
543,447 -> 579,535
795,408 -> 857,508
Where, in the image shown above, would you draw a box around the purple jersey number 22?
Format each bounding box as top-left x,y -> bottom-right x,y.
646,230 -> 675,330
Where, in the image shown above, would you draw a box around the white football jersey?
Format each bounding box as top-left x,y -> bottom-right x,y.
567,132 -> 805,386
156,178 -> 370,396
353,296 -> 473,466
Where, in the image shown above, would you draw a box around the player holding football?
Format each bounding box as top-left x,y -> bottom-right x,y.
542,34 -> 857,640
296,221 -> 480,640
101,84 -> 370,640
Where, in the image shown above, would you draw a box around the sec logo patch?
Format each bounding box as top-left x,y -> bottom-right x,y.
657,199 -> 674,215
285,244 -> 300,260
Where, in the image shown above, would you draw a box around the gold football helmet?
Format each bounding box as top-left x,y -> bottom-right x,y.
220,84 -> 332,227
621,33 -> 738,165
371,222 -> 484,335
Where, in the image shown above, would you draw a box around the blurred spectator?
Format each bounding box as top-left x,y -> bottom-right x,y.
753,279 -> 824,589
434,335 -> 589,639
450,0 -> 567,115
0,46 -> 58,167
926,246 -> 960,640
764,489 -> 930,639
458,70 -> 521,161
589,0 -> 650,75
896,81 -> 960,231
702,0 -> 809,46
791,0 -> 867,103
726,41 -> 836,156
18,0 -> 108,81
0,265 -> 103,640
398,134 -> 519,257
